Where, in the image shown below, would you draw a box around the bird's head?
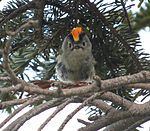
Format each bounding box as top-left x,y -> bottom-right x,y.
62,27 -> 92,56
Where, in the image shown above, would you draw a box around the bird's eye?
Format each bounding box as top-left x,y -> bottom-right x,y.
68,42 -> 72,48
82,42 -> 86,46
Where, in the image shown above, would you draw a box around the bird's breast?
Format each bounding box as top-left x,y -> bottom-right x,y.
63,50 -> 91,70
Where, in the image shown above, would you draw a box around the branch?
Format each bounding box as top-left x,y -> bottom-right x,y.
81,0 -> 142,69
0,84 -> 22,94
6,20 -> 39,36
3,98 -> 65,131
1,71 -> 150,98
34,0 -> 45,39
124,116 -> 150,131
26,71 -> 150,97
101,71 -> 150,91
0,98 -> 28,109
126,83 -> 150,90
120,0 -> 132,32
103,115 -> 150,131
77,118 -> 90,126
3,20 -> 39,85
100,91 -> 133,109
91,99 -> 116,113
1,70 -> 149,130
88,99 -> 117,121
78,101 -> 150,131
57,92 -> 105,131
3,37 -> 20,84
37,97 -> 74,131
103,116 -> 145,131
0,95 -> 44,129
0,76 -> 10,81
0,72 -> 149,130
0,1 -> 35,26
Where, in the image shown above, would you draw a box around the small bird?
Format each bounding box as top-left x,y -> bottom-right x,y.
56,27 -> 95,83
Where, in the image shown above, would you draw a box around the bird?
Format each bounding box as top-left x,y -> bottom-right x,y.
56,27 -> 95,83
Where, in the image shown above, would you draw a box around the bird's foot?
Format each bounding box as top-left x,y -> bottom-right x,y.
93,75 -> 101,87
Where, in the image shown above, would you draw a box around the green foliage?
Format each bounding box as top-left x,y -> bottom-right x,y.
131,0 -> 150,7
133,3 -> 150,31
0,0 -> 150,117
0,80 -> 17,113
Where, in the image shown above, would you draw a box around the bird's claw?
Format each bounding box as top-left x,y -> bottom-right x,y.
93,75 -> 101,87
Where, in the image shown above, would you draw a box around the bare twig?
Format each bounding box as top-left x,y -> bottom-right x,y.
6,20 -> 39,36
3,20 -> 39,85
3,38 -> 20,84
100,91 -> 134,109
34,0 -> 45,39
0,95 -> 44,129
91,99 -> 116,113
77,118 -> 90,125
0,84 -> 22,94
57,92 -> 105,131
0,1 -> 35,26
103,116 -> 145,131
0,98 -> 28,109
0,76 -> 10,81
3,98 -> 65,131
126,83 -> 150,90
101,71 -> 150,91
124,116 -> 150,131
78,101 -> 150,131
121,0 -> 132,32
37,97 -> 74,131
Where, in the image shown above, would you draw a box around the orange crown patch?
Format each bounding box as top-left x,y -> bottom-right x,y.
71,27 -> 83,41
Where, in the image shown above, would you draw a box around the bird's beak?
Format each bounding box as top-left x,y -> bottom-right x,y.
72,42 -> 83,50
